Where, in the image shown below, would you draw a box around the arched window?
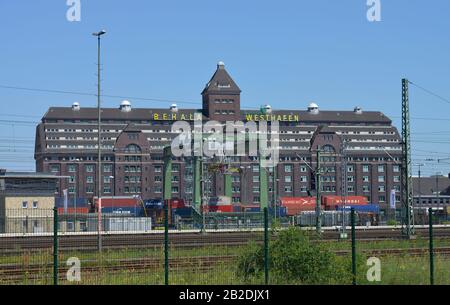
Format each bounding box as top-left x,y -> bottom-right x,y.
322,145 -> 335,153
125,144 -> 141,153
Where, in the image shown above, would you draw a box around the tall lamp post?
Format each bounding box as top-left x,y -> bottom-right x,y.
93,29 -> 106,252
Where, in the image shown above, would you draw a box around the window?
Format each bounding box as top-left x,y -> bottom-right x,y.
253,196 -> 260,203
347,186 -> 354,192
50,165 -> 60,173
362,165 -> 369,173
284,186 -> 292,193
253,176 -> 259,183
86,176 -> 94,184
125,144 -> 141,153
378,176 -> 385,183
362,176 -> 369,183
86,186 -> 94,194
172,164 -> 180,172
69,176 -> 76,183
253,186 -> 260,193
103,187 -> 111,194
232,186 -> 241,193
22,201 -> 28,209
378,165 -> 385,173
300,176 -> 308,183
393,176 -> 400,183
103,164 -> 112,172
347,176 -> 354,182
379,196 -> 386,202
68,164 -> 76,173
347,165 -> 354,173
154,176 -> 162,182
171,187 -> 179,193
103,176 -> 111,184
285,176 -> 292,183
300,186 -> 308,193
284,165 -> 293,173
252,165 -> 259,173
86,165 -> 94,173
232,176 -> 240,183
363,185 -> 370,192
155,187 -> 162,194
32,201 -> 38,209
232,197 -> 240,203
378,185 -> 385,192
393,165 -> 400,173
154,166 -> 162,173
300,166 -> 307,172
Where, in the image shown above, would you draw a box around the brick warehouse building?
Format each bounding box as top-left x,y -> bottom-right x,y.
35,62 -> 403,219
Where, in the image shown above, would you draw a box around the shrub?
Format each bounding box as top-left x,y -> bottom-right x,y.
236,227 -> 357,284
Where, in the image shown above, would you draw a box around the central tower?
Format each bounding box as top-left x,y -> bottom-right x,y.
202,61 -> 241,121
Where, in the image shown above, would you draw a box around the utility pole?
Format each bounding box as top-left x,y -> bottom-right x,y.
93,30 -> 106,251
401,79 -> 415,238
315,149 -> 322,234
340,142 -> 348,239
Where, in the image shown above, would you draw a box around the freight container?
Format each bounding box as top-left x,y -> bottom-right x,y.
87,216 -> 151,232
101,206 -> 144,216
172,207 -> 192,218
94,196 -> 141,209
322,196 -> 368,208
296,211 -> 354,227
336,204 -> 380,214
207,205 -> 234,213
56,197 -> 89,208
232,204 -> 242,213
57,207 -> 89,215
241,205 -> 261,213
209,196 -> 232,206
269,207 -> 287,217
144,199 -> 163,209
170,199 -> 186,209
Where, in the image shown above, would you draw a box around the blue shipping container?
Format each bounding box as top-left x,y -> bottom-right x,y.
172,207 -> 192,217
101,206 -> 144,216
337,204 -> 380,213
144,200 -> 164,209
56,197 -> 89,208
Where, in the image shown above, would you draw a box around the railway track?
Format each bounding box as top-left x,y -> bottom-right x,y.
1,228 -> 450,253
1,247 -> 450,284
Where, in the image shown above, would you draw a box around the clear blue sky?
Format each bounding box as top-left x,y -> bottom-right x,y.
0,0 -> 449,176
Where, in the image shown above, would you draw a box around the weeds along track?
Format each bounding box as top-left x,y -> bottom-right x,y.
2,248 -> 450,284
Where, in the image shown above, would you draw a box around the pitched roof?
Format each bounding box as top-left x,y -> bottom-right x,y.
201,62 -> 241,95
412,176 -> 450,196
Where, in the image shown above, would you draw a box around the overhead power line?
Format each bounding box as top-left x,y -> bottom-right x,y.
408,81 -> 450,105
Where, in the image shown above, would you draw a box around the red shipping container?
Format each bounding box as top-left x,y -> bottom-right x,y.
322,196 -> 368,208
207,205 -> 234,213
280,197 -> 316,206
58,207 -> 89,215
170,199 -> 185,209
94,197 -> 140,208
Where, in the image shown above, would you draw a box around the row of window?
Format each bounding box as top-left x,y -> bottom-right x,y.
214,110 -> 236,115
21,201 -> 39,209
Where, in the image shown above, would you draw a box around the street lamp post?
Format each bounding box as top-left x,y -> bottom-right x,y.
93,29 -> 106,252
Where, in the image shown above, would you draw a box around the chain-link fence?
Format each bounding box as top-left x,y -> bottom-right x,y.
1,207 -> 449,285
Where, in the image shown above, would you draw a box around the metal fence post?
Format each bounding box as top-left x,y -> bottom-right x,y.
351,208 -> 356,285
429,208 -> 434,285
264,207 -> 269,285
164,200 -> 169,286
53,207 -> 58,286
